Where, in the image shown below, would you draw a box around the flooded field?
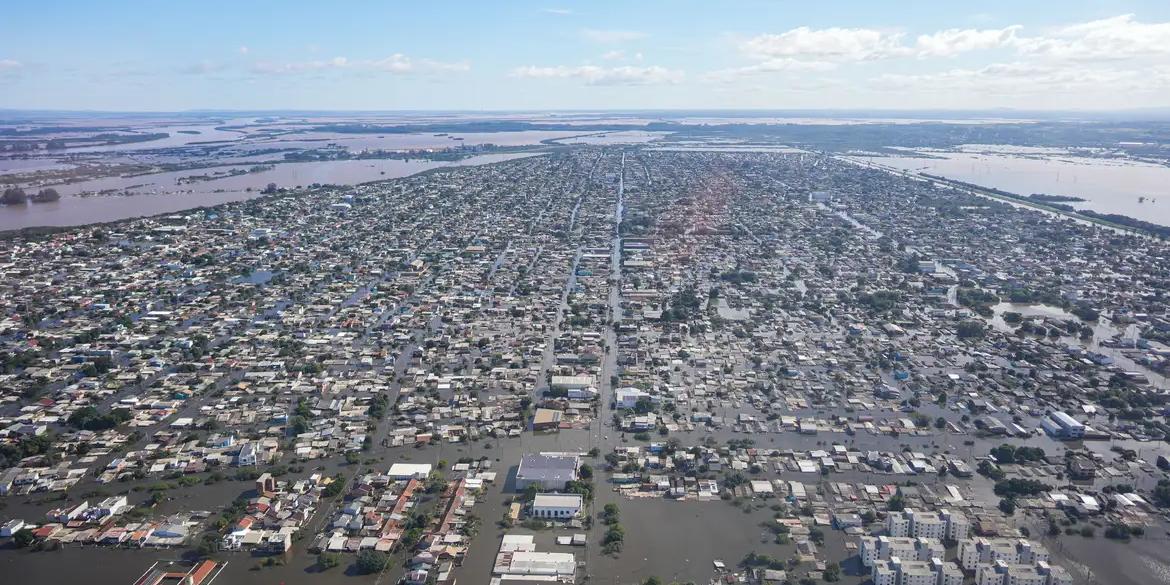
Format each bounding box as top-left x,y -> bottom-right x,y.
869,151 -> 1170,227
0,153 -> 541,231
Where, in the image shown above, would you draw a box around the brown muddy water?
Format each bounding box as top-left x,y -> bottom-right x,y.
0,153 -> 541,231
3,400 -> 1170,584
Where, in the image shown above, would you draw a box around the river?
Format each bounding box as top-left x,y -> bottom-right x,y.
0,153 -> 542,231
864,150 -> 1170,227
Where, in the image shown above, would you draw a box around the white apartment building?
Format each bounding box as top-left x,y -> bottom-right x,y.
860,536 -> 945,567
872,557 -> 964,585
887,510 -> 911,537
886,509 -> 955,540
959,538 -> 1050,571
975,560 -> 1073,585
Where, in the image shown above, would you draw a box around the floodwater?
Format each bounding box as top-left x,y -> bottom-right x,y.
0,160 -> 75,175
2,400 -> 1169,585
0,153 -> 542,231
246,131 -> 587,152
869,152 -> 1170,227
986,302 -> 1167,389
549,131 -> 670,145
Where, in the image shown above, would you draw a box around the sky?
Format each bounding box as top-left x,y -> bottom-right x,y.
2,0 -> 1170,112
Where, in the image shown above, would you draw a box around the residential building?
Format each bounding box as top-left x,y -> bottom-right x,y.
941,509 -> 970,541
615,387 -> 651,409
886,509 -> 950,540
388,463 -> 434,480
237,442 -> 257,466
861,536 -> 945,567
531,493 -> 583,519
872,557 -> 964,585
959,538 -> 1050,571
975,560 -> 1073,585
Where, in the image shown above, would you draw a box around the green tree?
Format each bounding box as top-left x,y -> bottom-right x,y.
956,320 -> 986,339
887,494 -> 905,512
999,498 -> 1017,516
355,550 -> 389,574
13,528 -> 35,548
823,563 -> 842,582
317,552 -> 341,570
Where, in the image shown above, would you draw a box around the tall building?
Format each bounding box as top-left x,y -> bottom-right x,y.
940,509 -> 970,541
872,557 -> 964,585
959,538 -> 1050,571
886,509 -> 959,540
975,560 -> 1073,585
887,510 -> 912,537
860,536 -> 945,567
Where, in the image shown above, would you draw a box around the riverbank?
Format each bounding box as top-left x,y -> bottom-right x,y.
842,156 -> 1165,239
0,152 -> 545,233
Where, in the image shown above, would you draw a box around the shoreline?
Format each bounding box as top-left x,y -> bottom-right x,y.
841,156 -> 1167,239
0,150 -> 550,237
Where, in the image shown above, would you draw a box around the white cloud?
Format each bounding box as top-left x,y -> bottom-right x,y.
1014,14 -> 1170,60
238,46 -> 249,55
250,55 -> 468,75
0,59 -> 22,71
541,8 -> 573,15
368,54 -> 470,74
511,64 -> 683,85
914,26 -> 1020,57
251,57 -> 349,74
740,27 -> 908,62
872,61 -> 1163,94
707,57 -> 836,81
581,29 -> 648,44
739,24 -> 1022,64
601,50 -> 625,61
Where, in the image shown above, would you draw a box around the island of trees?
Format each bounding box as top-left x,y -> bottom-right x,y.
2,187 -> 61,205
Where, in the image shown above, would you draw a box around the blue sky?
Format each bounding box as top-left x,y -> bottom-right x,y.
2,0 -> 1170,111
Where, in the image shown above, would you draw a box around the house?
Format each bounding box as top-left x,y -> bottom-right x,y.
47,501 -> 89,523
566,386 -> 598,400
493,550 -> 576,577
237,442 -> 258,466
550,375 -> 596,391
531,493 -> 583,519
256,473 -> 277,496
532,408 -> 563,431
615,387 -> 651,409
1,519 -> 25,537
388,463 -> 434,480
94,495 -> 129,519
515,453 -> 579,491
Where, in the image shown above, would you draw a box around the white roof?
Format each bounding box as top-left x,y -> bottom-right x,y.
507,551 -> 576,576
533,493 -> 583,508
388,463 -> 433,478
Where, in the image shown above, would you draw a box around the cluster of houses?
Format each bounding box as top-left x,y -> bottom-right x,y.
310,460 -> 488,585
220,472 -> 320,553
3,493 -> 201,549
